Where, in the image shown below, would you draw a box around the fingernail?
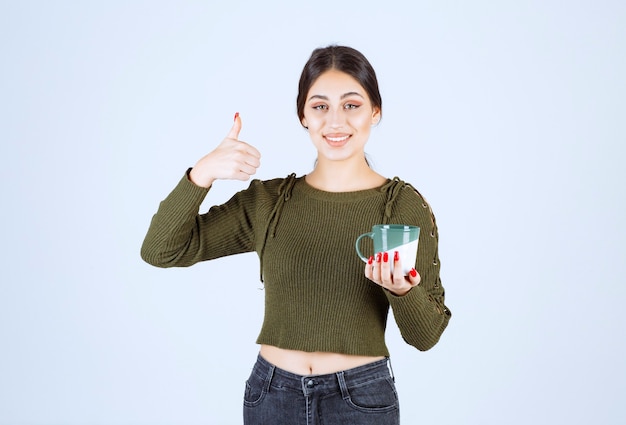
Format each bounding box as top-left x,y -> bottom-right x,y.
234,112 -> 239,121
394,251 -> 399,262
383,252 -> 389,263
376,252 -> 382,262
410,268 -> 417,277
368,256 -> 374,265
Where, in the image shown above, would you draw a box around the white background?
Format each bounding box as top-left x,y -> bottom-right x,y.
1,1 -> 625,424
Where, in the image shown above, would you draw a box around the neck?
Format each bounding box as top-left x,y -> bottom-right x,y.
306,157 -> 385,192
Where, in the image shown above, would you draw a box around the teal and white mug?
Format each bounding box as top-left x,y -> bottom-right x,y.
355,224 -> 420,275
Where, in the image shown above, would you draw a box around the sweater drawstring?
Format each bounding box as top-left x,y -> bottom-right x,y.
259,173 -> 297,282
383,176 -> 436,229
381,177 -> 405,224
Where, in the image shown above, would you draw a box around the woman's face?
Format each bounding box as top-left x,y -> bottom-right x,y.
301,69 -> 380,164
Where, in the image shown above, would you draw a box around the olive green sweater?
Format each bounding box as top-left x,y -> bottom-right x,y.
141,171 -> 451,356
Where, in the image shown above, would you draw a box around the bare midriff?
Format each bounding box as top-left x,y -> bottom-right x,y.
259,345 -> 385,376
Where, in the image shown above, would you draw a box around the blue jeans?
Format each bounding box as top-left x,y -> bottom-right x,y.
243,354 -> 400,425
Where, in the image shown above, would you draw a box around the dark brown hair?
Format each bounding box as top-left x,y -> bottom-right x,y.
296,45 -> 382,127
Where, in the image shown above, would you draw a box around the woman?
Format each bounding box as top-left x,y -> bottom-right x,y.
141,45 -> 451,424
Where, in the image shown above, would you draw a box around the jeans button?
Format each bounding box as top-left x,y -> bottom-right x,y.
306,379 -> 315,388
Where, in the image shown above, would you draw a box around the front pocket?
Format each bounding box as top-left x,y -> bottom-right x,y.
344,377 -> 399,413
243,371 -> 267,407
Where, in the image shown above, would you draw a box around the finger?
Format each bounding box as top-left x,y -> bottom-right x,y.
227,112 -> 242,140
380,251 -> 392,285
244,154 -> 261,169
242,148 -> 261,170
232,170 -> 253,181
238,162 -> 259,177
407,268 -> 421,286
372,252 -> 382,282
364,256 -> 374,280
243,143 -> 262,160
229,139 -> 261,162
392,251 -> 405,283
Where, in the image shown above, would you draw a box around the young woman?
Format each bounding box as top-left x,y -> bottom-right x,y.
141,45 -> 451,425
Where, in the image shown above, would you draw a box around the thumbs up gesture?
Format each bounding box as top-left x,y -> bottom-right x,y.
189,113 -> 262,188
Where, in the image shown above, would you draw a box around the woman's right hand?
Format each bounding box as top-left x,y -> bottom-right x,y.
189,113 -> 262,188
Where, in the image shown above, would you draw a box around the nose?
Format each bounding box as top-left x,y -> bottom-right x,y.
329,107 -> 345,128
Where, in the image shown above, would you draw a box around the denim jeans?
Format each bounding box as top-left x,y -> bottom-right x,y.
243,354 -> 400,425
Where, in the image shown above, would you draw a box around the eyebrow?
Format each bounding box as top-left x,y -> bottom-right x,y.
307,91 -> 364,102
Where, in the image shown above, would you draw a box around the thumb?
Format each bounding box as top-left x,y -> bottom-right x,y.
227,112 -> 242,140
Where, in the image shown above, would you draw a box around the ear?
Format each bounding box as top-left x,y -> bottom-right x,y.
301,117 -> 308,129
371,108 -> 381,125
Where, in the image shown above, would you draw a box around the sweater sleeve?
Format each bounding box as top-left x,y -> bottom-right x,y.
140,169 -> 260,268
385,187 -> 451,351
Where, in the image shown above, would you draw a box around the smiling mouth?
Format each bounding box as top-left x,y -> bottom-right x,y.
325,135 -> 351,143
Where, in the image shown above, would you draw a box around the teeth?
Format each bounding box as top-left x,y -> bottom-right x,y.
326,135 -> 349,142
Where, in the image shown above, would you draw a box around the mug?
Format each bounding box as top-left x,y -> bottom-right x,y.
355,224 -> 420,275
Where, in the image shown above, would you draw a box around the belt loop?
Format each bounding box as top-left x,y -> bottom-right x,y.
264,364 -> 275,393
386,357 -> 395,383
336,371 -> 350,400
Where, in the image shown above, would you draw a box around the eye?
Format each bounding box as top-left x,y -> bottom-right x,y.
312,104 -> 328,111
344,103 -> 360,110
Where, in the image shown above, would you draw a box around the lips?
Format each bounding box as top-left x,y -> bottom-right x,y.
324,134 -> 351,146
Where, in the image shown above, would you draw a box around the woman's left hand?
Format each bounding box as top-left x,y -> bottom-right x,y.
364,251 -> 421,296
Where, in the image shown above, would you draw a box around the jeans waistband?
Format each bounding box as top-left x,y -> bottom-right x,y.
252,354 -> 393,397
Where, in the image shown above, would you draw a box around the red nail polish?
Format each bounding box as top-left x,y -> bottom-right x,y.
383,252 -> 389,263
376,252 -> 382,262
394,251 -> 399,262
410,268 -> 417,278
234,112 -> 239,121
368,256 -> 374,265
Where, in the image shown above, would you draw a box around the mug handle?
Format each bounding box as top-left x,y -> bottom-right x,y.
355,232 -> 374,263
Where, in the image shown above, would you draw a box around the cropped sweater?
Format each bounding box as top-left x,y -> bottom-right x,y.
141,171 -> 451,356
